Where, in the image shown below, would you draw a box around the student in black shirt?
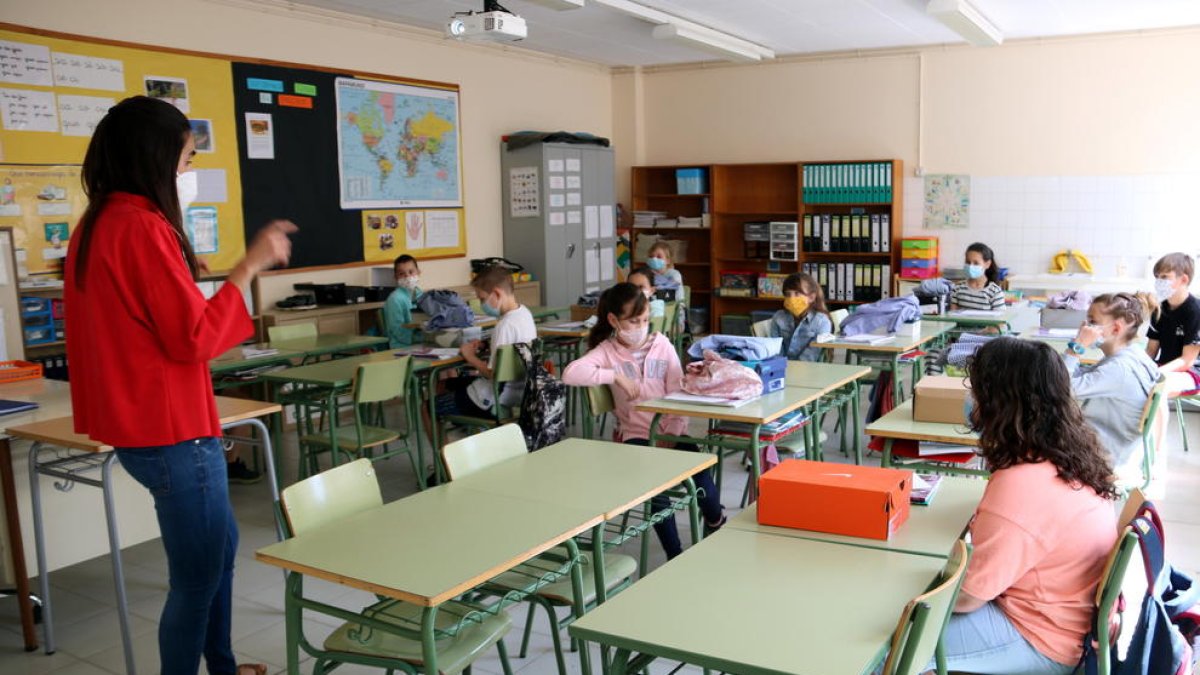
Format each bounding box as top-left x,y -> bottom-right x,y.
1146,252 -> 1200,394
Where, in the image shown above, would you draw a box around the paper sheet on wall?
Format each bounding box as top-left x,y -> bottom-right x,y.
567,210 -> 581,224
548,175 -> 564,190
600,246 -> 614,281
405,211 -> 426,249
567,192 -> 581,206
584,205 -> 599,239
599,205 -> 614,238
51,52 -> 124,91
194,169 -> 228,203
547,159 -> 564,173
244,112 -> 274,159
0,88 -> 58,132
0,40 -> 52,86
57,95 -> 113,137
185,206 -> 219,254
425,210 -> 460,248
585,248 -> 599,283
566,158 -> 581,172
549,212 -> 565,226
566,175 -> 582,189
549,193 -> 565,208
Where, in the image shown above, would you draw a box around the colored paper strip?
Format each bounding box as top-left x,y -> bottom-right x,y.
246,78 -> 284,93
294,83 -> 317,96
277,94 -> 312,109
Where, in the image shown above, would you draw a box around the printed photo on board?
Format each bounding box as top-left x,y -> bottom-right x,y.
189,119 -> 214,152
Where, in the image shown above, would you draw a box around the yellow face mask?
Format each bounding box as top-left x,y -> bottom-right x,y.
783,295 -> 810,317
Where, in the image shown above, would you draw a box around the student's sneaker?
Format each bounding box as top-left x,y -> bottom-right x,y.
227,458 -> 262,485
703,508 -> 727,537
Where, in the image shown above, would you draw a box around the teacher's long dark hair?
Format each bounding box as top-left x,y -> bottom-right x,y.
966,337 -> 1118,499
73,96 -> 199,288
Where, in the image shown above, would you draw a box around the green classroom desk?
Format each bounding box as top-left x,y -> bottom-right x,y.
405,305 -> 567,330
728,475 -> 984,558
924,305 -> 1024,333
268,333 -> 388,359
812,321 -> 952,406
638,387 -> 826,502
209,345 -> 302,396
785,362 -> 873,464
568,528 -> 947,675
448,438 -> 717,602
256,486 -> 602,675
865,399 -> 986,477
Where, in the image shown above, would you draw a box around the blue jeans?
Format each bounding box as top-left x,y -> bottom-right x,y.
624,439 -> 724,559
932,601 -> 1075,675
117,437 -> 239,675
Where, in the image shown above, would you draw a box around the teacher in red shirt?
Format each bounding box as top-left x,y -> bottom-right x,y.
65,96 -> 295,675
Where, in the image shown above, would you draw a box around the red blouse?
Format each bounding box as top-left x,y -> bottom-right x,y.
65,193 -> 252,447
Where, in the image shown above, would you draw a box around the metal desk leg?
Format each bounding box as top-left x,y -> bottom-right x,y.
420,605 -> 441,675
0,436 -> 37,651
28,442 -> 53,656
892,353 -> 903,405
100,454 -> 136,675
852,380 -> 863,465
564,539 -> 592,675
223,418 -> 283,542
684,477 -> 701,544
746,425 -> 762,506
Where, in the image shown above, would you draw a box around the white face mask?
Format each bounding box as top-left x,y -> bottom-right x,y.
398,275 -> 420,290
1154,278 -> 1175,302
617,324 -> 648,347
176,171 -> 198,213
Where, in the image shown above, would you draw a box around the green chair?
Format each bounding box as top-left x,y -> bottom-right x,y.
649,313 -> 667,335
750,319 -> 772,338
443,425 -> 638,675
298,357 -> 423,485
1128,377 -> 1168,492
1088,526 -> 1140,675
880,539 -> 971,675
439,344 -> 526,435
1173,390 -> 1199,453
580,385 -> 614,440
268,322 -> 317,343
278,458 -> 515,675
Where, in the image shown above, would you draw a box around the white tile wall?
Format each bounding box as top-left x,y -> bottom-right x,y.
902,174 -> 1200,280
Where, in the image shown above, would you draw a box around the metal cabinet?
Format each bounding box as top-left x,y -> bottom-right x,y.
500,142 -> 617,308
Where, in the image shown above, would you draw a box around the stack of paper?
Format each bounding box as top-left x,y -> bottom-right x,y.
241,345 -> 279,358
841,334 -> 896,345
715,409 -> 809,441
663,392 -> 756,408
917,442 -> 976,457
910,473 -> 943,505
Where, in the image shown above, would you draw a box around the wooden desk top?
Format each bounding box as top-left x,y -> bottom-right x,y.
0,379 -> 72,434
784,362 -> 872,392
811,321 -> 952,354
267,334 -> 387,357
256,485 -> 602,607
864,399 -> 980,446
637,387 -> 825,425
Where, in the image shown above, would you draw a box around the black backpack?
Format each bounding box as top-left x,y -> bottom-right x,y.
513,340 -> 566,451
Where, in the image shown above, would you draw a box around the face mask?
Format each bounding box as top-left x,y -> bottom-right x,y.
176,171 -> 198,212
964,264 -> 985,280
481,296 -> 502,317
618,324 -> 648,346
647,257 -> 666,271
1155,278 -> 1175,302
398,275 -> 420,291
783,296 -> 810,317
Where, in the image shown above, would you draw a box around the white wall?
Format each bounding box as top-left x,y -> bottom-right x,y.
3,0 -> 614,292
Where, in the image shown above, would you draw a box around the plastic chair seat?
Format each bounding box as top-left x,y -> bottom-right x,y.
300,425 -> 400,452
323,599 -> 511,674
890,439 -> 975,464
488,551 -> 637,605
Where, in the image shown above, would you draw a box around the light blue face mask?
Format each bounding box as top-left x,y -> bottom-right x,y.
481,298 -> 502,317
964,264 -> 985,280
647,257 -> 666,271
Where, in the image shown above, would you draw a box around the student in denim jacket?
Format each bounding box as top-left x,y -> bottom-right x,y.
769,272 -> 832,361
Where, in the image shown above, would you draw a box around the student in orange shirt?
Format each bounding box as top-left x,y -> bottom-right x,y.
942,337 -> 1118,674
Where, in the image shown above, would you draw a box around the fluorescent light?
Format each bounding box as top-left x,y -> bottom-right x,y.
927,0 -> 1003,47
594,0 -> 774,61
652,23 -> 761,62
521,0 -> 585,9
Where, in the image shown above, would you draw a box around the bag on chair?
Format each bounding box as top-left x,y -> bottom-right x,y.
514,340 -> 567,451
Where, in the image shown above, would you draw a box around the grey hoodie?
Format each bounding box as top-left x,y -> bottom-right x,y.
1065,345 -> 1161,477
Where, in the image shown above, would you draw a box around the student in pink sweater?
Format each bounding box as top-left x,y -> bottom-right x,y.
563,283 -> 725,558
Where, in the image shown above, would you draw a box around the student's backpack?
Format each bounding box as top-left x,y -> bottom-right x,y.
1079,501 -> 1199,675
513,340 -> 566,451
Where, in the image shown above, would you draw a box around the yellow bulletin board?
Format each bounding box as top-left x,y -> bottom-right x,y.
0,25 -> 247,272
361,208 -> 467,263
0,165 -> 83,273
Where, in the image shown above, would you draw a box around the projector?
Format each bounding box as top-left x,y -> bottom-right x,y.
445,10 -> 527,42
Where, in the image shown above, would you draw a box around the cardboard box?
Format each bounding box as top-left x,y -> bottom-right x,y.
913,375 -> 971,424
758,460 -> 912,540
570,305 -> 596,322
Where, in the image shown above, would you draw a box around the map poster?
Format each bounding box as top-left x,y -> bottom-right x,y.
335,77 -> 463,210
923,174 -> 970,229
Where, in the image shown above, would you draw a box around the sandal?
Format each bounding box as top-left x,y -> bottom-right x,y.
237,665 -> 268,675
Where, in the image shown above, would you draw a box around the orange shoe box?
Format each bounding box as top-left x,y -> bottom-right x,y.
757,460 -> 913,540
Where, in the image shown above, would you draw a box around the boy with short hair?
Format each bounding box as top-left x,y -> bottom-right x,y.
383,255 -> 422,348
440,265 -> 536,418
1146,252 -> 1200,394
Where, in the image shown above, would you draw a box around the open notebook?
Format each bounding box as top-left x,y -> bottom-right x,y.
0,400 -> 39,417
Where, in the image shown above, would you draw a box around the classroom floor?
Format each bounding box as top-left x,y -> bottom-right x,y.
1,401 -> 1198,675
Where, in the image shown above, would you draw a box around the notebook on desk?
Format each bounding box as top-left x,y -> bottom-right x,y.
663,392 -> 756,408
0,400 -> 39,417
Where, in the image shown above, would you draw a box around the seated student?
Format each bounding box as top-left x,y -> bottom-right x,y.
940,338 -> 1117,674
437,266 -> 536,419
1146,252 -> 1200,395
383,254 -> 422,348
562,283 -> 725,558
950,242 -> 1005,311
1062,292 -> 1160,484
626,266 -> 666,319
769,272 -> 832,361
646,241 -> 683,288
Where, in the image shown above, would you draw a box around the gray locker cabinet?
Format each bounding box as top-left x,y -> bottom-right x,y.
500,141 -> 616,308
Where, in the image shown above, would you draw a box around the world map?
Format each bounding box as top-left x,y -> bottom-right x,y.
335,77 -> 462,209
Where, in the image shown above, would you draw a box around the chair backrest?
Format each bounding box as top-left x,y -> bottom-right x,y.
585,385 -> 614,417
441,423 -> 527,479
661,302 -> 679,338
1136,377 -> 1168,490
882,539 -> 971,675
468,297 -> 482,314
829,308 -> 850,333
280,458 -> 382,537
1118,488 -> 1147,531
649,314 -> 667,334
1090,526 -> 1140,674
268,322 -> 318,342
491,344 -> 527,385
354,357 -> 410,405
750,319 -> 772,338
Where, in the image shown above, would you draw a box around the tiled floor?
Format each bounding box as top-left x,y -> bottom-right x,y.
1,402 -> 1198,674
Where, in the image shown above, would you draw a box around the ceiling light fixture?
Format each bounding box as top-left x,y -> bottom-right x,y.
521,0 -> 585,9
927,0 -> 1003,47
592,0 -> 774,61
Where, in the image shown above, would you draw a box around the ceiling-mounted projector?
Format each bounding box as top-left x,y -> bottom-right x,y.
446,1 -> 527,42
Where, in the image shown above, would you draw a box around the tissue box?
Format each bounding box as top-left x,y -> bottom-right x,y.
740,355 -> 787,394
913,375 -> 971,424
1041,308 -> 1086,329
758,460 -> 912,540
